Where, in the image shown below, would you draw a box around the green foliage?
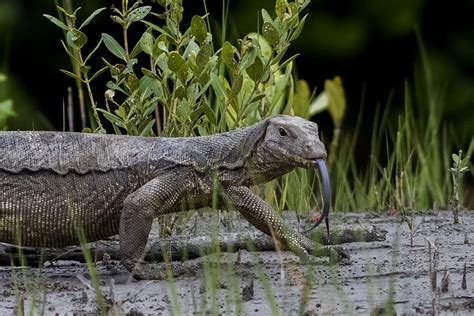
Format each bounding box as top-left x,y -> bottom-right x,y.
330,42 -> 473,215
449,150 -> 471,223
44,4 -> 108,132
46,0 -> 319,137
0,74 -> 16,130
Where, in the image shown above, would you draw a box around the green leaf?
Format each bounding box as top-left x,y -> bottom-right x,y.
168,52 -> 189,83
222,41 -> 237,70
275,53 -> 299,73
126,6 -> 152,25
286,4 -> 299,29
84,38 -> 103,63
140,119 -> 156,136
250,94 -> 266,103
139,32 -> 154,55
60,69 -> 82,81
106,80 -> 127,95
79,7 -> 106,30
168,52 -> 185,73
102,33 -> 128,61
115,106 -> 126,119
202,103 -> 217,125
144,98 -> 161,116
191,15 -> 207,43
288,2 -> 299,17
183,40 -> 200,60
291,79 -> 311,118
246,57 -> 263,82
262,21 -> 279,46
156,41 -> 169,53
60,40 -> 80,63
452,154 -> 460,164
80,65 -> 90,74
0,99 -> 15,119
239,46 -> 257,72
141,67 -> 159,80
290,14 -> 308,42
130,40 -> 143,59
89,66 -> 108,81
196,42 -> 212,72
271,43 -> 289,65
210,72 -> 226,100
43,14 -> 69,31
166,18 -> 179,37
152,35 -> 167,57
229,74 -> 243,100
275,0 -> 287,18
111,15 -> 125,26
142,21 -> 173,39
97,109 -> 126,129
261,9 -> 273,23
325,76 -> 346,128
175,86 -> 187,100
66,29 -> 88,50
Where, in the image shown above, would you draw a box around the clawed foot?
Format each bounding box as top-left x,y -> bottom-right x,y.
308,245 -> 350,264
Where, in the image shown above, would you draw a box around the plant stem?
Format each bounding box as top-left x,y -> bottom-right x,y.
76,50 -> 103,131
59,0 -> 87,129
123,28 -> 130,58
451,172 -> 459,224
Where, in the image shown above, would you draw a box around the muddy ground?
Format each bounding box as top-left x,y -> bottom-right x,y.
0,210 -> 473,315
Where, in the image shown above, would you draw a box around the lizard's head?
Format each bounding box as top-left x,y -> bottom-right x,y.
246,115 -> 327,183
246,115 -> 331,238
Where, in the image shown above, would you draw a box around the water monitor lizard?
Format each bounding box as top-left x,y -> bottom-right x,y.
0,115 -> 346,279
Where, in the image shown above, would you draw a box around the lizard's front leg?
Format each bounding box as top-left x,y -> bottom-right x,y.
119,169 -> 201,280
225,186 -> 348,262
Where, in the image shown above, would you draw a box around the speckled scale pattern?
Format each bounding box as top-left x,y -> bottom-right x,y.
226,186 -> 314,258
0,168 -> 139,247
0,115 -> 341,279
0,123 -> 263,175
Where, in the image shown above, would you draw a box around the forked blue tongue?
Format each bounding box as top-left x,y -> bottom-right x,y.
305,159 -> 330,240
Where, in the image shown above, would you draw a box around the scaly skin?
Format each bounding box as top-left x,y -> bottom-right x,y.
0,115 -> 347,279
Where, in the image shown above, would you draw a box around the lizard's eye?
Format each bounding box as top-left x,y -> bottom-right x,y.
278,127 -> 288,137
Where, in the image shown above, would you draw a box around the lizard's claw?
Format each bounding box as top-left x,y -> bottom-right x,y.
308,245 -> 350,264
327,246 -> 350,264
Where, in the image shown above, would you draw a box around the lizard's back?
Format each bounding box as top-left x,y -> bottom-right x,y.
0,131 -> 156,174
0,127 -> 257,247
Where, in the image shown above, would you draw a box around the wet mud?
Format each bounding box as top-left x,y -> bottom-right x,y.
1,210 -> 473,315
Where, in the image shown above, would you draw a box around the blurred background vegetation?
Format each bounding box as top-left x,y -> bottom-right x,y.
1,0 -> 472,140
0,0 -> 472,211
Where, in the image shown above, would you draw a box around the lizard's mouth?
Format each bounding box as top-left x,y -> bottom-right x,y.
305,159 -> 330,240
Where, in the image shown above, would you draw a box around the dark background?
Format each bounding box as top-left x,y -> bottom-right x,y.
0,0 -> 473,148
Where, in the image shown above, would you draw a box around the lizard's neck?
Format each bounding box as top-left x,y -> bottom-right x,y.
244,148 -> 296,185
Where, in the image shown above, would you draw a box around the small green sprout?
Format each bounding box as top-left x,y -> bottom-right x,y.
448,150 -> 470,224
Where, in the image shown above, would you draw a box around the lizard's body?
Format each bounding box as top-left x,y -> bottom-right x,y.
0,115 -> 344,278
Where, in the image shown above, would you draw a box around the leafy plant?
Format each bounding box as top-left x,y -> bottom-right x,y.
448,150 -> 470,223
44,3 -> 108,132
45,0 -> 320,138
